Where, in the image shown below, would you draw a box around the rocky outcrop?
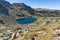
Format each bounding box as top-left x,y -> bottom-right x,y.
12,3 -> 35,17
0,0 -> 16,25
12,3 -> 35,14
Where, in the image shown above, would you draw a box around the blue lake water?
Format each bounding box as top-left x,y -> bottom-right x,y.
16,18 -> 37,24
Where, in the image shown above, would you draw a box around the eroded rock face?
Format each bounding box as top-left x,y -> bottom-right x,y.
0,0 -> 17,40
0,0 -> 16,25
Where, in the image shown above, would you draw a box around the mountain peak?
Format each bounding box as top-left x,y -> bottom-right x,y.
0,0 -> 13,9
13,3 -> 26,7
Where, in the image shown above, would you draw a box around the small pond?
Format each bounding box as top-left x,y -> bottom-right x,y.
16,17 -> 37,24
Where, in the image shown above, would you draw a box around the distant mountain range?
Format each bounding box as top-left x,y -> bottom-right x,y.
34,8 -> 60,17
12,3 -> 60,17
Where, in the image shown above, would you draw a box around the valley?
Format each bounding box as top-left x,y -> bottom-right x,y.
0,0 -> 60,40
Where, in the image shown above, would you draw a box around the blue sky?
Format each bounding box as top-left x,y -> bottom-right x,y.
6,0 -> 60,10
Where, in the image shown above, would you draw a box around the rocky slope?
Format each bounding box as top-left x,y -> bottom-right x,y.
12,3 -> 35,17
0,0 -> 16,25
0,0 -> 17,40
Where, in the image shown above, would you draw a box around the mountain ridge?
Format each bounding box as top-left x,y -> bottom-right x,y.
12,3 -> 60,17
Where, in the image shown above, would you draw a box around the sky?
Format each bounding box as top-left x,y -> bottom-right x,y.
6,0 -> 60,10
